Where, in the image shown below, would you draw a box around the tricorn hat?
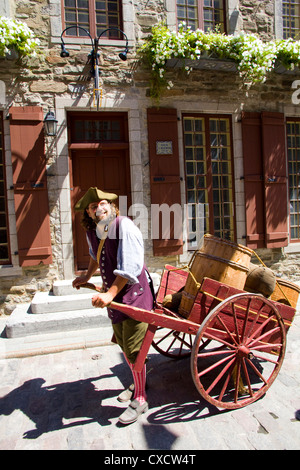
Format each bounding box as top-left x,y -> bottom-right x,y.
74,187 -> 118,211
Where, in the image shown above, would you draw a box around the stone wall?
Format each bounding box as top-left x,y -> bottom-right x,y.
239,0 -> 275,40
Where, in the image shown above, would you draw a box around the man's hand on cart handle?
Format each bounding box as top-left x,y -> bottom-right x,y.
80,282 -> 112,308
79,282 -> 102,292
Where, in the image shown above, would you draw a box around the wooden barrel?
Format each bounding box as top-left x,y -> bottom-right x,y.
178,234 -> 253,317
270,279 -> 300,308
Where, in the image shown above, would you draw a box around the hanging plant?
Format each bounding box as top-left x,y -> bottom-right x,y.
0,16 -> 40,59
139,22 -> 300,99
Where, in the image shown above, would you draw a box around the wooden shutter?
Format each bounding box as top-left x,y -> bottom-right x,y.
9,106 -> 52,266
147,108 -> 183,256
261,112 -> 288,248
242,111 -> 288,249
241,112 -> 265,249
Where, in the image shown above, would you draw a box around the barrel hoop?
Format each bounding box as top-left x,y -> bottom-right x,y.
195,252 -> 250,273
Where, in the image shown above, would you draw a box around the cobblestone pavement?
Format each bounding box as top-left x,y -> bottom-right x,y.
0,312 -> 300,452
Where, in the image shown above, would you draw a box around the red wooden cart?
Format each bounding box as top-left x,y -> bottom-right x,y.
83,264 -> 296,410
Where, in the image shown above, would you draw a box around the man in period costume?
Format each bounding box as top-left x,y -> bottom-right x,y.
72,187 -> 154,425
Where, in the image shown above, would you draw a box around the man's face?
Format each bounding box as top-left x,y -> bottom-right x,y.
86,200 -> 111,223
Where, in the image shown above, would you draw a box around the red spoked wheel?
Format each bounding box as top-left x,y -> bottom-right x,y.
191,293 -> 286,409
152,328 -> 210,359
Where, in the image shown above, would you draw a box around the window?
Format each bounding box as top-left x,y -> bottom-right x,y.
282,0 -> 300,39
63,0 -> 123,39
176,0 -> 226,33
286,119 -> 300,240
0,115 -> 10,265
68,112 -> 128,142
183,115 -> 234,248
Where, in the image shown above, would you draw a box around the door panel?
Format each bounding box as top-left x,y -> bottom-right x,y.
71,147 -> 131,271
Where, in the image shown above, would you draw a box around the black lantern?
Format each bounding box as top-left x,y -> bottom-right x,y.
44,111 -> 58,136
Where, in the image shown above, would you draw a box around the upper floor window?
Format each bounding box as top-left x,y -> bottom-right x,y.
176,0 -> 226,33
63,0 -> 123,39
282,0 -> 300,39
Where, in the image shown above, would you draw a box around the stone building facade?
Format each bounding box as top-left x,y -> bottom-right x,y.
0,0 -> 300,315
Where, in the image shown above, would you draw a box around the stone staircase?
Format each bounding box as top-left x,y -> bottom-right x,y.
4,274 -> 161,339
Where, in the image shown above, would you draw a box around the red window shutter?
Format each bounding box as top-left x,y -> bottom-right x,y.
9,106 -> 53,266
241,112 -> 265,249
147,108 -> 183,256
261,112 -> 288,248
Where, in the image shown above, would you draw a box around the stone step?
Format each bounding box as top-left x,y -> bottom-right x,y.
32,273 -> 161,314
5,303 -> 111,338
53,277 -> 102,296
31,291 -> 96,314
4,272 -> 162,338
53,273 -> 161,296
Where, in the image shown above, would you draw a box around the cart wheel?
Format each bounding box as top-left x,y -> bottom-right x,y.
191,293 -> 286,409
152,328 -> 210,359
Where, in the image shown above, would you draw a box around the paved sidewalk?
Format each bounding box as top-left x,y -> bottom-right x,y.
0,313 -> 300,451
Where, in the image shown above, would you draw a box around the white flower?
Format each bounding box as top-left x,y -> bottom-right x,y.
0,16 -> 39,57
142,22 -> 300,98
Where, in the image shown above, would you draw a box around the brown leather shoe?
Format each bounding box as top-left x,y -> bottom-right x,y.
118,399 -> 149,425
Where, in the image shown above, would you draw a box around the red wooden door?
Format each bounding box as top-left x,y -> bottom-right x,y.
71,146 -> 131,271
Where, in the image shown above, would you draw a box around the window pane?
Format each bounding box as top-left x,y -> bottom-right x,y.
64,0 -> 90,35
283,0 -> 300,39
71,117 -> 124,142
176,0 -> 226,32
176,0 -> 198,30
78,0 -> 88,7
95,0 -> 122,37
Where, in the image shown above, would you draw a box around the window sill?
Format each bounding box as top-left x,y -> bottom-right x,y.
0,265 -> 22,277
166,57 -> 237,73
51,36 -> 130,48
284,243 -> 300,254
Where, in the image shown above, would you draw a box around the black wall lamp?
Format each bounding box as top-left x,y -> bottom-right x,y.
44,111 -> 58,136
60,26 -> 129,70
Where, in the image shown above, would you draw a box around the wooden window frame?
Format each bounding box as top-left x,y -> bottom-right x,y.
61,0 -> 124,40
182,113 -> 235,249
176,0 -> 227,34
68,111 -> 129,144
